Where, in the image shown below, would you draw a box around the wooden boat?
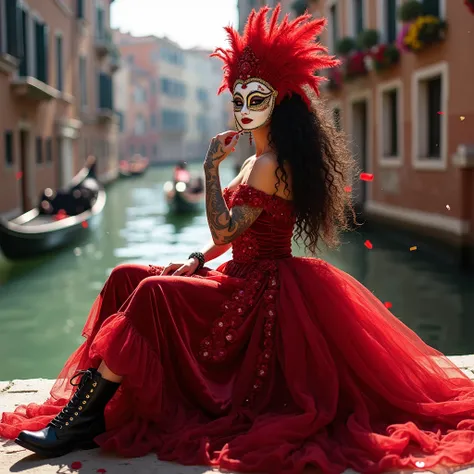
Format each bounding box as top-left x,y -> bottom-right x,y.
164,179 -> 204,214
0,164 -> 106,260
119,156 -> 149,178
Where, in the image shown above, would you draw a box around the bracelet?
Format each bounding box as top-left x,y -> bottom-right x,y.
188,252 -> 205,271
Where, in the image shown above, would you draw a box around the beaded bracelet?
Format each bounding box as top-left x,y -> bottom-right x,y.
188,252 -> 205,271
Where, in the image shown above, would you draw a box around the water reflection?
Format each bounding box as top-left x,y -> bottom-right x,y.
0,164 -> 472,380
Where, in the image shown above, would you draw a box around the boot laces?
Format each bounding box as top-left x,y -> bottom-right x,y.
50,369 -> 95,429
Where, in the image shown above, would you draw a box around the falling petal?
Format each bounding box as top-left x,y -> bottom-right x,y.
344,186 -> 352,192
15,171 -> 23,180
97,470 -> 107,473
410,246 -> 417,251
364,240 -> 373,249
82,221 -> 89,229
384,302 -> 392,309
437,111 -> 444,115
71,461 -> 82,470
360,173 -> 374,182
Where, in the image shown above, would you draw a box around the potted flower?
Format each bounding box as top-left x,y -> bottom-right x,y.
369,44 -> 400,72
465,0 -> 474,14
335,37 -> 356,57
344,50 -> 369,79
398,0 -> 423,22
402,15 -> 447,52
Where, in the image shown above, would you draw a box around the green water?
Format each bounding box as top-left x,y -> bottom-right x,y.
0,164 -> 472,381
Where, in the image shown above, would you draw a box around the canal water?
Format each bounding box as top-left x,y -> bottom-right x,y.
0,164 -> 473,381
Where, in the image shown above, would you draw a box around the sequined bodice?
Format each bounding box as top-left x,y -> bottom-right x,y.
223,184 -> 295,263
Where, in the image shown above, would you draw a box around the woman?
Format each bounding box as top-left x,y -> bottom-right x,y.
2,7 -> 474,473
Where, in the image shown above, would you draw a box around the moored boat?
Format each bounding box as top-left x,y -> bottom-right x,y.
119,155 -> 149,178
164,179 -> 204,214
0,162 -> 106,260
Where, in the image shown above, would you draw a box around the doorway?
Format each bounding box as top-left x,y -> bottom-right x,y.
19,129 -> 31,212
351,99 -> 368,209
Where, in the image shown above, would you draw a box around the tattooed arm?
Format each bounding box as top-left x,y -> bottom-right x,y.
203,132 -> 278,246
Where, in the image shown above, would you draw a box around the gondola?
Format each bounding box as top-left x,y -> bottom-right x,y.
119,156 -> 149,178
164,180 -> 204,214
0,161 -> 106,260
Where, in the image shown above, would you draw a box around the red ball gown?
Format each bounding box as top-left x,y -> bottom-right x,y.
2,184 -> 474,473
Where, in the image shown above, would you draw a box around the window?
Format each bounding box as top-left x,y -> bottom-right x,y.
150,80 -> 156,95
333,107 -> 342,132
45,137 -> 52,162
117,111 -> 125,132
135,114 -> 146,135
79,56 -> 87,107
161,78 -> 186,98
134,86 -> 146,103
353,0 -> 364,36
76,0 -> 85,20
382,89 -> 398,157
2,0 -> 23,59
329,4 -> 338,52
56,35 -> 63,91
4,131 -> 14,166
386,0 -> 397,43
197,88 -> 208,102
56,137 -> 62,163
153,144 -> 158,158
422,0 -> 440,17
141,145 -> 146,157
426,77 -> 441,158
36,137 -> 43,164
19,8 -> 29,76
129,144 -> 134,155
34,19 -> 48,84
160,47 -> 184,65
96,6 -> 105,39
98,72 -> 113,109
161,109 -> 187,132
412,63 -> 447,169
150,113 -> 157,129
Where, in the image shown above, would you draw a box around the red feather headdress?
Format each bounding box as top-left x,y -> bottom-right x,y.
211,5 -> 339,108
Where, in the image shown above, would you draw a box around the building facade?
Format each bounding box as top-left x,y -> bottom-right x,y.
236,0 -> 474,253
113,32 -> 231,165
0,0 -> 119,219
310,0 -> 474,251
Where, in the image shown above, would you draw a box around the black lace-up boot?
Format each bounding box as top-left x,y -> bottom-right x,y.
15,368 -> 120,458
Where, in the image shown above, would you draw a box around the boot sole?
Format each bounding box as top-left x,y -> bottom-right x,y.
14,437 -> 98,458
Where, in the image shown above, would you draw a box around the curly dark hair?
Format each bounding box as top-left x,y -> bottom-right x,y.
268,93 -> 356,255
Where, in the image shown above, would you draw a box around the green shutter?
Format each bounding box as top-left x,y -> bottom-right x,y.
6,0 -> 23,58
19,9 -> 28,76
422,0 -> 440,17
387,0 -> 397,43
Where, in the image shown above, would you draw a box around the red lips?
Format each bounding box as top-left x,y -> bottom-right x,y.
241,118 -> 253,124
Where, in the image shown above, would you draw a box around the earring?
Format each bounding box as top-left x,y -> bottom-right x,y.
249,133 -> 253,146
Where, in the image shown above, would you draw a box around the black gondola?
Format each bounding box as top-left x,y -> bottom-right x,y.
119,156 -> 149,178
0,159 -> 106,260
164,179 -> 204,214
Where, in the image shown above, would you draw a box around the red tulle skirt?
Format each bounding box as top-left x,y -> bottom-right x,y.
2,257 -> 474,474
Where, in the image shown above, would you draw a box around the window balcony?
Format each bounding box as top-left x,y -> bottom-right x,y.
110,48 -> 120,73
95,29 -> 114,57
10,76 -> 59,102
0,53 -> 19,75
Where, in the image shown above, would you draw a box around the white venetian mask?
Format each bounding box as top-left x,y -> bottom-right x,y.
232,78 -> 278,132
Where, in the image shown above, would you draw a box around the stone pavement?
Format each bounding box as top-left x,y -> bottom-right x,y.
2,355 -> 474,473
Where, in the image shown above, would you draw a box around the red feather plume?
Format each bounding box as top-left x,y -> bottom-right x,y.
211,5 -> 339,108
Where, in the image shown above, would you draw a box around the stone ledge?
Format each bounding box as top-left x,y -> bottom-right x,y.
2,354 -> 474,473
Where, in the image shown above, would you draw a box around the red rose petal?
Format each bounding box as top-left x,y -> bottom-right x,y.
360,173 -> 374,182
344,186 -> 352,192
97,470 -> 107,473
364,240 -> 373,249
81,221 -> 89,228
16,171 -> 23,180
384,301 -> 393,309
71,461 -> 82,470
437,111 -> 444,115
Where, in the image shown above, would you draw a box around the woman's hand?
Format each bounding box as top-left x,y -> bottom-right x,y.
160,258 -> 200,277
203,131 -> 241,170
